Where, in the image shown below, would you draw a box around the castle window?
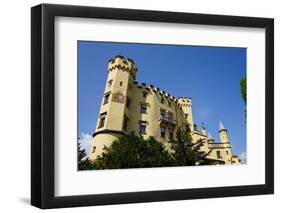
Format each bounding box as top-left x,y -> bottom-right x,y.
168,101 -> 171,107
92,146 -> 96,153
169,128 -> 174,141
139,121 -> 147,135
216,151 -> 222,159
226,150 -> 229,155
161,97 -> 165,104
123,116 -> 129,131
142,91 -> 148,98
140,104 -> 147,114
160,109 -> 165,118
103,93 -> 110,105
194,124 -> 198,131
185,113 -> 188,118
119,81 -> 123,86
167,112 -> 173,122
107,79 -> 113,87
160,126 -> 166,138
98,112 -> 107,128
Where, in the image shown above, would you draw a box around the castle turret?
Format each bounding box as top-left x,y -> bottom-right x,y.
89,55 -> 137,160
218,121 -> 229,143
177,97 -> 194,131
201,123 -> 206,136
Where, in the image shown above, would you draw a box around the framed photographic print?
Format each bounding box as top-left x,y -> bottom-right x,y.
31,3 -> 274,209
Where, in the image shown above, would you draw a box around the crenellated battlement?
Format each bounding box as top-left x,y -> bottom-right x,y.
132,81 -> 190,104
108,55 -> 137,79
178,97 -> 192,107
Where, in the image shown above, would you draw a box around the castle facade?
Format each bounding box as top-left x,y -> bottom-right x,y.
88,55 -> 240,164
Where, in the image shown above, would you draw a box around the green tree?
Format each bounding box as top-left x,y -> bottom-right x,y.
93,132 -> 173,169
240,77 -> 246,104
170,127 -> 217,166
78,142 -> 95,170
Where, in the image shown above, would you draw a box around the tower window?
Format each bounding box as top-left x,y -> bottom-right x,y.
226,150 -> 229,155
119,81 -> 123,86
216,151 -> 222,159
168,101 -> 171,107
107,79 -> 113,87
167,112 -> 173,122
92,146 -> 96,153
160,126 -> 166,138
194,124 -> 198,131
103,93 -> 110,105
139,121 -> 147,135
98,112 -> 107,128
142,91 -> 148,98
140,104 -> 147,113
161,97 -> 165,104
185,113 -> 188,118
160,109 -> 165,118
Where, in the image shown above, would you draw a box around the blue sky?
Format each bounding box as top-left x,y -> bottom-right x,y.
78,41 -> 246,160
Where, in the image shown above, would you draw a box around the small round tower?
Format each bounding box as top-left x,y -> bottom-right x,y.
218,121 -> 233,162
218,121 -> 229,143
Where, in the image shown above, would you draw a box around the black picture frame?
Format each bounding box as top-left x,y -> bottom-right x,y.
31,3 -> 274,209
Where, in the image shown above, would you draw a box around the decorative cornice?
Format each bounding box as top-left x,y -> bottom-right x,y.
92,129 -> 125,137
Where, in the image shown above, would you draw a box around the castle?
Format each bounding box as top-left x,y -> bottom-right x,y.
88,55 -> 241,164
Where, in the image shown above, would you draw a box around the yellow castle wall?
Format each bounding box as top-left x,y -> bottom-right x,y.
88,56 -> 240,164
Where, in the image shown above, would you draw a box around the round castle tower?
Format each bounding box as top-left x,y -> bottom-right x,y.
88,55 -> 137,160
218,121 -> 233,160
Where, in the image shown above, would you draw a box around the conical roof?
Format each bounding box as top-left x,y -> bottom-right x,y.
219,121 -> 226,131
207,132 -> 214,141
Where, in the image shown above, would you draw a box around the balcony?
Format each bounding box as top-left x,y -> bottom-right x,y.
159,115 -> 177,127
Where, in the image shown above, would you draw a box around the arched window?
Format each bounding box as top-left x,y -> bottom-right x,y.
103,93 -> 110,105
107,79 -> 113,87
139,121 -> 147,135
142,91 -> 148,98
160,126 -> 166,138
140,104 -> 147,113
92,146 -> 96,153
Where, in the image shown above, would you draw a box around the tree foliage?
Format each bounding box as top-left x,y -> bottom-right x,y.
170,127 -> 216,166
78,142 -> 95,170
93,132 -> 173,169
240,77 -> 246,104
91,128 -> 216,170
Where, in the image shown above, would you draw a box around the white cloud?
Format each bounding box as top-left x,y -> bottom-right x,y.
238,151 -> 247,164
78,133 -> 93,157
